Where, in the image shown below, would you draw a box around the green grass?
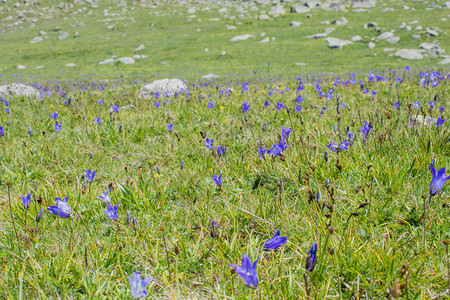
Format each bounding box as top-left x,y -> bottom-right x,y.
0,0 -> 449,81
0,70 -> 448,298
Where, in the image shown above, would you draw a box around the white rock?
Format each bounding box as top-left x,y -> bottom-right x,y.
58,32 -> 69,40
65,63 -> 76,67
259,37 -> 270,43
368,42 -> 375,49
259,14 -> 270,20
290,5 -> 310,13
138,79 -> 187,99
135,44 -> 145,51
290,21 -> 302,27
30,36 -> 43,43
99,58 -> 114,65
353,0 -> 376,8
117,57 -> 135,64
332,17 -> 348,25
409,115 -> 436,128
351,35 -> 362,42
16,64 -> 26,69
395,49 -> 423,60
229,34 -> 254,42
438,58 -> 450,64
325,37 -> 352,49
0,83 -> 39,98
201,74 -> 219,80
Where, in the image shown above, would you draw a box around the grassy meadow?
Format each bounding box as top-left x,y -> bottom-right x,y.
0,0 -> 449,299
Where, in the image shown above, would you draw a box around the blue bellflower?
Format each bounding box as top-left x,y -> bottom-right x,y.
229,254 -> 260,288
50,112 -> 58,120
55,122 -> 62,132
86,169 -> 96,182
305,242 -> 318,272
258,146 -> 266,159
97,189 -> 111,204
263,229 -> 288,250
360,121 -> 372,138
95,117 -> 101,125
205,138 -> 214,150
429,165 -> 449,196
167,123 -> 173,132
207,102 -> 215,109
281,126 -> 292,140
436,117 -> 446,128
212,174 -> 222,187
216,146 -> 226,157
242,102 -> 251,113
48,197 -> 72,218
103,204 -> 119,220
20,193 -> 33,210
129,271 -> 152,298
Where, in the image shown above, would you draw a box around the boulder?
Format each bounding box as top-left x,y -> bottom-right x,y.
419,42 -> 445,56
268,5 -> 286,16
353,0 -> 376,8
325,37 -> 352,49
0,83 -> 39,98
230,34 -> 254,42
290,21 -> 302,27
395,49 -> 423,60
326,2 -> 346,11
138,79 -> 187,99
332,17 -> 348,25
304,0 -> 320,8
351,35 -> 362,42
117,57 -> 135,64
290,4 -> 310,13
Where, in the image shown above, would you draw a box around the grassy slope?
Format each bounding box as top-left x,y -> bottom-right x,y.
0,0 -> 449,81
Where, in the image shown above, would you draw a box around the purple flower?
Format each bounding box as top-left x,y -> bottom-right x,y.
405,66 -> 411,72
338,140 -> 349,151
281,126 -> 292,140
0,126 -> 4,136
264,100 -> 271,107
86,169 -> 95,182
326,141 -> 338,152
5,108 -> 10,114
97,189 -> 111,204
429,165 -> 449,196
305,242 -> 318,272
216,145 -> 226,157
242,102 -> 251,113
154,102 -> 160,109
207,102 -> 215,109
263,229 -> 288,250
396,77 -> 403,84
103,204 -> 119,220
436,116 -> 446,128
394,101 -> 400,110
440,107 -> 444,114
167,123 -> 173,132
97,99 -> 104,104
212,174 -> 222,187
341,102 -> 347,109
129,271 -> 151,299
111,104 -> 119,112
205,138 -> 214,150
296,104 -> 302,112
50,112 -> 58,120
229,254 -> 259,288
28,128 -> 33,137
371,90 -> 377,97
48,197 -> 72,218
274,101 -> 284,111
55,122 -> 62,132
267,139 -> 289,156
360,121 -> 372,138
414,101 -> 420,109
20,193 -> 33,210
296,95 -> 304,103
429,100 -> 435,110
257,146 -> 266,159
319,107 -> 326,116
362,88 -> 369,94
95,117 -> 101,125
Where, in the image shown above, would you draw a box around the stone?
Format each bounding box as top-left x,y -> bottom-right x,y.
39,31 -> 47,36
304,0 -> 320,8
135,44 -> 145,51
58,32 -> 69,40
259,37 -> 270,43
412,35 -> 421,40
290,5 -> 310,13
445,1 -> 450,8
30,36 -> 43,43
0,83 -> 39,98
16,65 -> 26,69
220,51 -> 226,56
353,0 -> 376,8
326,2 -> 346,11
377,32 -> 394,40
230,34 -> 254,42
415,26 -> 422,31
307,33 -> 328,39
408,115 -> 436,128
201,74 -> 219,80
395,49 -> 423,60
138,79 -> 187,99
426,28 -> 438,36
65,63 -> 76,67
438,58 -> 450,64
385,36 -> 400,44
332,17 -> 348,25
290,21 -> 302,27
259,14 -> 270,20
187,8 -> 195,14
99,58 -> 114,65
419,42 -> 445,56
351,35 -> 362,42
368,42 -> 375,48
325,37 -> 352,49
117,57 -> 135,64
268,5 -> 286,16
364,22 -> 378,28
